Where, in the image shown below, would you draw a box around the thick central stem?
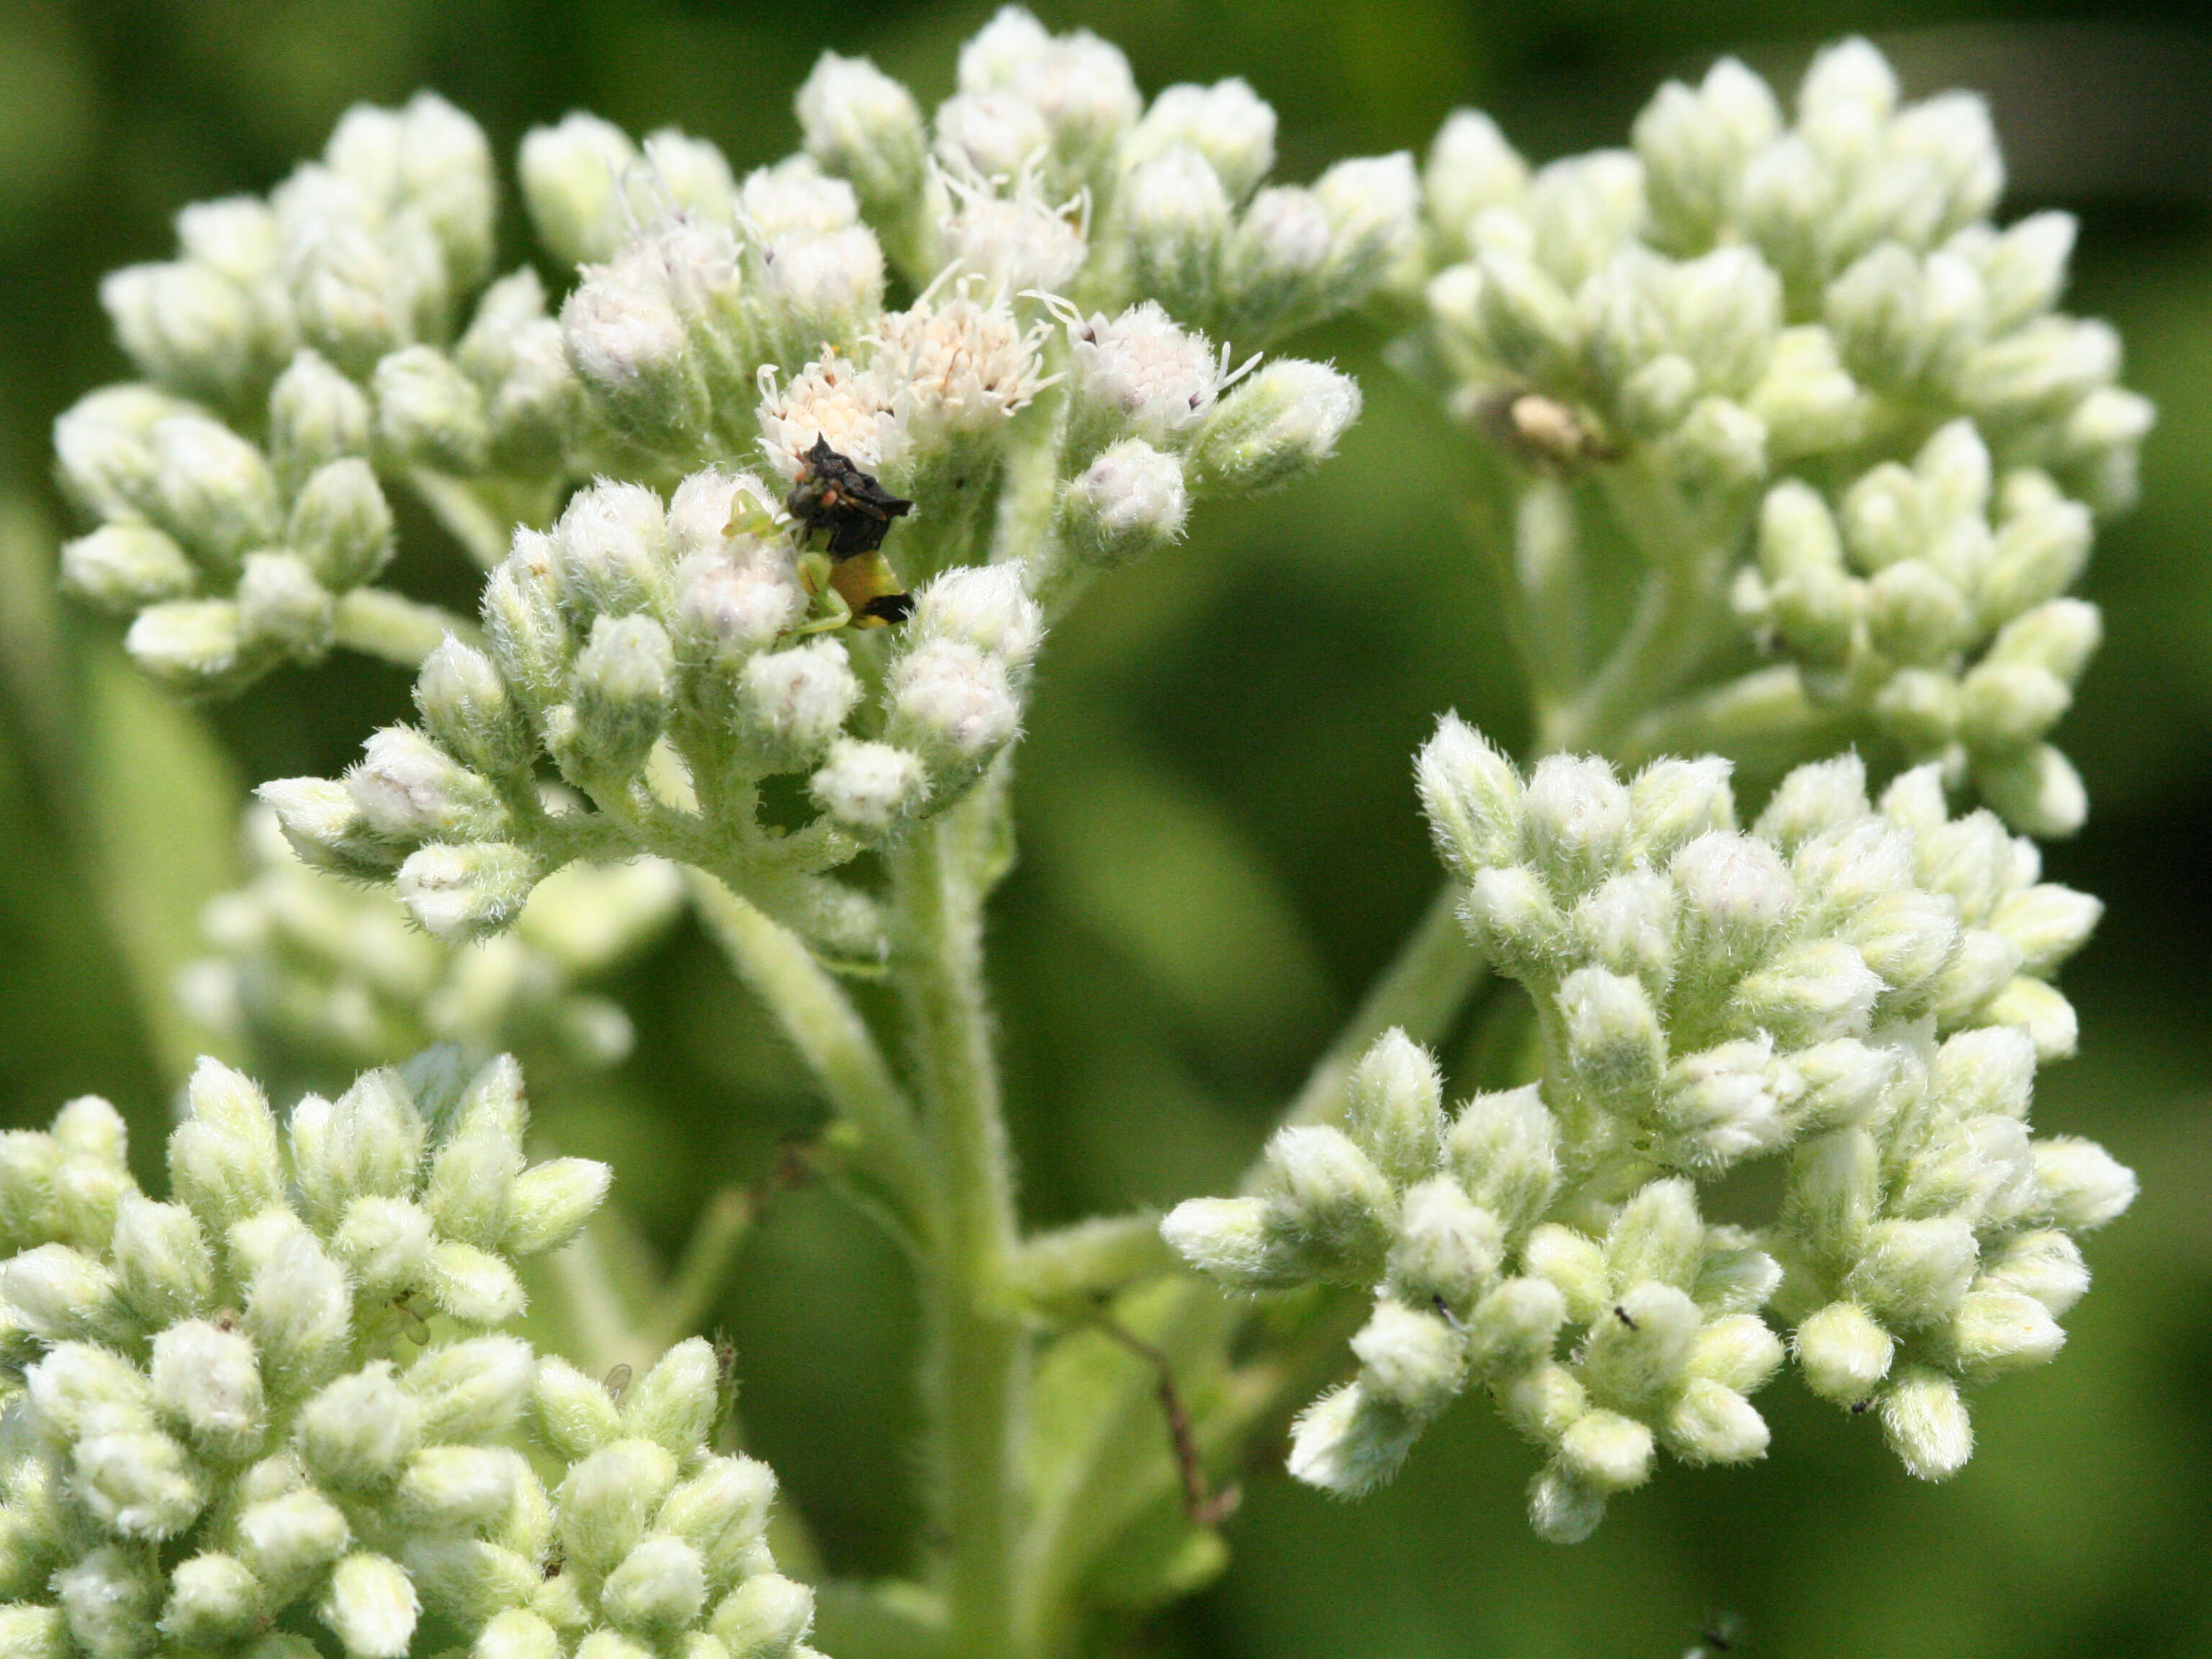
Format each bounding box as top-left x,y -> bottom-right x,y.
896,793 -> 1028,1659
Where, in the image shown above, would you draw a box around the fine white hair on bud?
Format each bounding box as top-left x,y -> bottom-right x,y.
1059,436 -> 1188,567
809,738 -> 930,835
1185,358 -> 1362,496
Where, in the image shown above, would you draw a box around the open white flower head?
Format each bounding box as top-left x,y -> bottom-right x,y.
1166,734 -> 2128,1539
756,354 -> 903,482
871,284 -> 1055,450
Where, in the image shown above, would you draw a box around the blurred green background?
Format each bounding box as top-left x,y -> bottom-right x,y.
2,0 -> 2209,1654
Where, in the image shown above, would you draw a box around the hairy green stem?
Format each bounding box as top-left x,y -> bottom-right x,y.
329,586 -> 476,666
690,872 -> 932,1246
895,793 -> 1029,1659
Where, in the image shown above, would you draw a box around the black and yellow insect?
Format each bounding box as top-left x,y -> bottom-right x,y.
785,435 -> 917,629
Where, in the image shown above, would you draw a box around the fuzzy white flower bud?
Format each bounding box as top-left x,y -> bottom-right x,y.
521,114 -> 641,269
1058,438 -> 1187,567
797,54 -> 927,217
346,725 -> 505,844
372,345 -> 489,473
1185,359 -> 1361,497
809,739 -> 929,834
150,1320 -> 266,1463
569,613 -> 675,781
395,842 -> 540,943
1879,1365 -> 1974,1480
59,523 -> 197,614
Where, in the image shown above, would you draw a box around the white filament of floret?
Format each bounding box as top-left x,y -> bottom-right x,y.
755,352 -> 902,480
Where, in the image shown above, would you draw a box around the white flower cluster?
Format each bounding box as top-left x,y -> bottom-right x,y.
1731,419 -> 2101,834
179,806 -> 685,1076
256,480 -> 1045,961
1409,40 -> 2149,827
55,95 -> 587,692
0,1058 -> 822,1659
795,6 -> 1420,350
1163,727 -> 2130,1538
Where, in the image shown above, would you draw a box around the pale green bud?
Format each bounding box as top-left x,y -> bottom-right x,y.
535,1357 -> 625,1461
408,1334 -> 537,1442
237,552 -> 335,655
574,1632 -> 655,1659
1120,145 -> 1231,320
1794,1300 -> 1894,1404
559,244 -> 716,458
1417,714 -> 1523,878
1185,359 -> 1362,496
1982,492 -> 2091,621
269,349 -> 372,492
284,458 -> 394,592
0,1606 -> 70,1659
1264,1125 -> 1395,1274
521,114 -> 639,270
396,842 -> 541,943
150,1319 -> 265,1462
1605,1178 -> 1705,1292
169,1058 -> 285,1231
1879,1364 -> 1973,1480
237,1487 -> 352,1588
54,1545 -> 163,1659
320,1552 -> 418,1659
1388,1177 -> 1505,1309
1672,830 -> 1794,966
623,1338 -> 722,1458
503,1158 -> 611,1257
1866,558 -> 1969,665
1126,79 -> 1278,202
372,346 -> 489,473
796,55 -> 927,220
1351,1299 -> 1465,1416
397,1445 -> 521,1532
569,613 -> 674,781
729,639 -> 854,773
1987,596 -> 2100,684
60,523 -> 198,613
1475,248 -> 1579,385
1524,1224 -> 1610,1326
102,261 -> 270,408
1958,316 -> 2119,426
1424,109 -> 1527,257
711,1572 -> 814,1659
142,414 -> 281,570
1983,883 -> 2098,979
2029,1136 -> 2136,1230
810,739 -> 930,835
1446,1085 -> 1558,1236
1942,1288 -> 2064,1380
1662,1378 -> 1769,1464
299,1362 -> 421,1490
1159,1196 -> 1303,1290
1659,1040 -> 1785,1167
485,532 -> 576,708
1977,1229 -> 2089,1317
476,1609 -> 564,1659
1749,325 -> 1867,459
1627,755 -> 1735,863
243,1234 -> 352,1398
1958,662 -> 2069,750
886,641 -> 1020,773
160,1552 -> 265,1648
552,482 -> 672,621
1668,246 -> 1781,395
1345,1029 -> 1445,1187
1285,1380 -> 1417,1496
559,1439 -> 681,1578
109,1195 -> 214,1326
258,776 -> 405,881
74,1425 -> 209,1538
1619,351 -> 1696,435
659,1455 -> 775,1587
428,1240 -> 526,1324
603,1535 -> 708,1632
1845,1215 -> 1979,1326
1463,1275 -> 1567,1378
403,1536 -> 540,1627
2,1245 -> 132,1344
1972,742 -> 2086,838
1059,438 -> 1189,567
1665,395 -> 1766,493
1468,868 -> 1568,971
414,637 -> 531,783
1557,1408 -> 1654,1493
1980,975 -> 2077,1061
1522,755 -> 1629,894
1785,1039 -> 1896,1132
24,1341 -> 155,1442
1569,872 -> 1678,990
346,725 -> 505,845
1843,888 -> 1959,1003
750,226 -> 885,364
1557,967 -> 1665,1103
1526,1463 -> 1606,1545
1632,58 -> 1779,252
1222,186 -> 1334,341
1728,940 -> 1882,1044
1687,1311 -> 1785,1392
